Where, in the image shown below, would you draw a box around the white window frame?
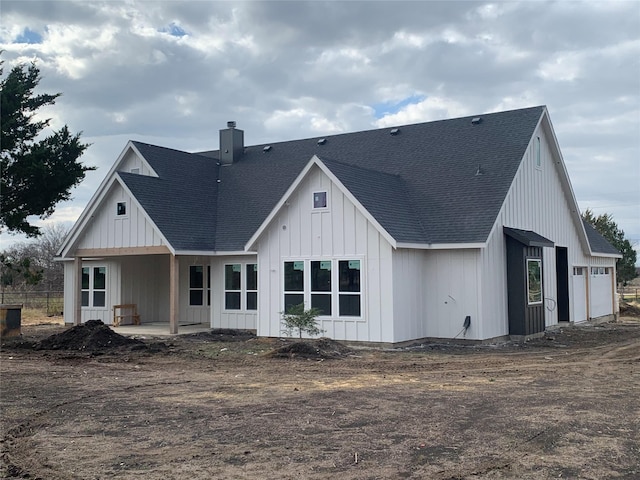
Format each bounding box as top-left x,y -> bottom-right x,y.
81,266 -> 107,308
282,258 -> 364,319
223,263 -> 258,312
189,265 -> 205,306
246,263 -> 258,311
312,190 -> 329,210
116,201 -> 128,217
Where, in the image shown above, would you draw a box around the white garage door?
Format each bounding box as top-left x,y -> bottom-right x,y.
590,267 -> 613,319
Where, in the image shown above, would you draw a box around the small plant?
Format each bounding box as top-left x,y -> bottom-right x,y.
280,303 -> 324,339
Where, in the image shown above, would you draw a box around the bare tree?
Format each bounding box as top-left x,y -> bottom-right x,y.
1,223 -> 70,291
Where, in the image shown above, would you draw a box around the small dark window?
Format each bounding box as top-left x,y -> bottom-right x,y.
117,202 -> 127,216
313,191 -> 327,209
224,264 -> 241,310
189,266 -> 204,306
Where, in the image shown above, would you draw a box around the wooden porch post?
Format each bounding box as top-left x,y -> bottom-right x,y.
169,254 -> 179,334
74,257 -> 83,326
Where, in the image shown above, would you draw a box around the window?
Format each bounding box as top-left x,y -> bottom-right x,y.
591,267 -> 609,275
527,259 -> 542,305
535,136 -> 541,168
284,261 -> 304,313
313,191 -> 327,209
189,266 -> 204,306
573,267 -> 584,276
81,266 -> 107,307
283,259 -> 363,317
339,260 -> 361,316
246,264 -> 258,310
225,264 -> 241,310
116,202 -> 127,216
311,261 -> 332,315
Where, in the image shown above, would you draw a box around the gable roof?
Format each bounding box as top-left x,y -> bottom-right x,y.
581,219 -> 621,257
67,105 -> 565,254
119,142 -> 219,251
192,105 -> 545,251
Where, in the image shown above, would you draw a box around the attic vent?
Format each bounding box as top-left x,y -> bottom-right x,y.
263,145 -> 272,152
390,128 -> 400,135
317,138 -> 326,145
471,117 -> 482,125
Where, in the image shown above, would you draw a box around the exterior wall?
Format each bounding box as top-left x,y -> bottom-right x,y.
481,117 -> 616,338
392,248 -> 481,342
255,165 -> 394,342
76,183 -> 166,250
121,255 -> 169,323
210,255 -> 258,330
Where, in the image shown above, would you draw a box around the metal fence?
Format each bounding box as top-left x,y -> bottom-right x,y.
0,290 -> 64,315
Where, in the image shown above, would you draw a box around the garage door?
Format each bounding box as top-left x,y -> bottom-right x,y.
590,267 -> 613,319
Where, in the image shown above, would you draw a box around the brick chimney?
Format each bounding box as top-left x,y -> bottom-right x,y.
219,121 -> 244,165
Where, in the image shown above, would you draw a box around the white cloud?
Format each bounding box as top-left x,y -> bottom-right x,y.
0,0 -> 637,251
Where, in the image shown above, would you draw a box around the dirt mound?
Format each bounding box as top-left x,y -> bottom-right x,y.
35,319 -> 144,352
266,337 -> 353,360
619,301 -> 640,317
185,329 -> 256,342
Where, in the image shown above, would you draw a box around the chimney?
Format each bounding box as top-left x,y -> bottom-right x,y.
219,121 -> 244,165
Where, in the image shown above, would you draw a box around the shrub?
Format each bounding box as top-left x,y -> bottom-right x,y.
280,303 -> 324,339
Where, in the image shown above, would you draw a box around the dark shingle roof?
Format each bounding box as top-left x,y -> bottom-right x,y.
119,142 -> 218,251
582,220 -> 620,255
123,106 -> 547,251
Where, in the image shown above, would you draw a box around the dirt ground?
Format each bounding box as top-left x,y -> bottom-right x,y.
1,313 -> 639,480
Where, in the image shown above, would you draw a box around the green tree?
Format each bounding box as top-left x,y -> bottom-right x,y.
1,60 -> 93,236
281,303 -> 325,339
582,209 -> 637,285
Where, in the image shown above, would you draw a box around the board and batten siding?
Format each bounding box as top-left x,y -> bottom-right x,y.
121,255 -> 170,324
480,117 -> 616,339
75,183 -> 166,250
118,149 -> 156,177
210,256 -> 258,330
392,248 -> 481,342
255,165 -> 394,342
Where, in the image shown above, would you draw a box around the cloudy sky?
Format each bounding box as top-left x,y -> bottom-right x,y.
1,0 -> 639,255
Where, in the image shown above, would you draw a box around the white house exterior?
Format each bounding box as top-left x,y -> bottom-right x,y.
58,107 -> 620,343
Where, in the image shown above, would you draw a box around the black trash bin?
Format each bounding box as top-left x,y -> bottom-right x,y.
1,304 -> 23,339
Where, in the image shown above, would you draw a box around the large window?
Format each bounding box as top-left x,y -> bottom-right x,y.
224,263 -> 257,311
311,261 -> 332,315
339,260 -> 361,316
225,264 -> 241,310
81,266 -> 107,307
527,259 -> 542,305
246,264 -> 258,311
189,266 -> 204,306
284,259 -> 362,317
284,261 -> 305,313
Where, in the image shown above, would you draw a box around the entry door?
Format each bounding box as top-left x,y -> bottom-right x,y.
555,247 -> 570,322
572,268 -> 587,322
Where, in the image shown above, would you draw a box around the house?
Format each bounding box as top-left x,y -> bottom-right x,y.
57,106 -> 621,343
